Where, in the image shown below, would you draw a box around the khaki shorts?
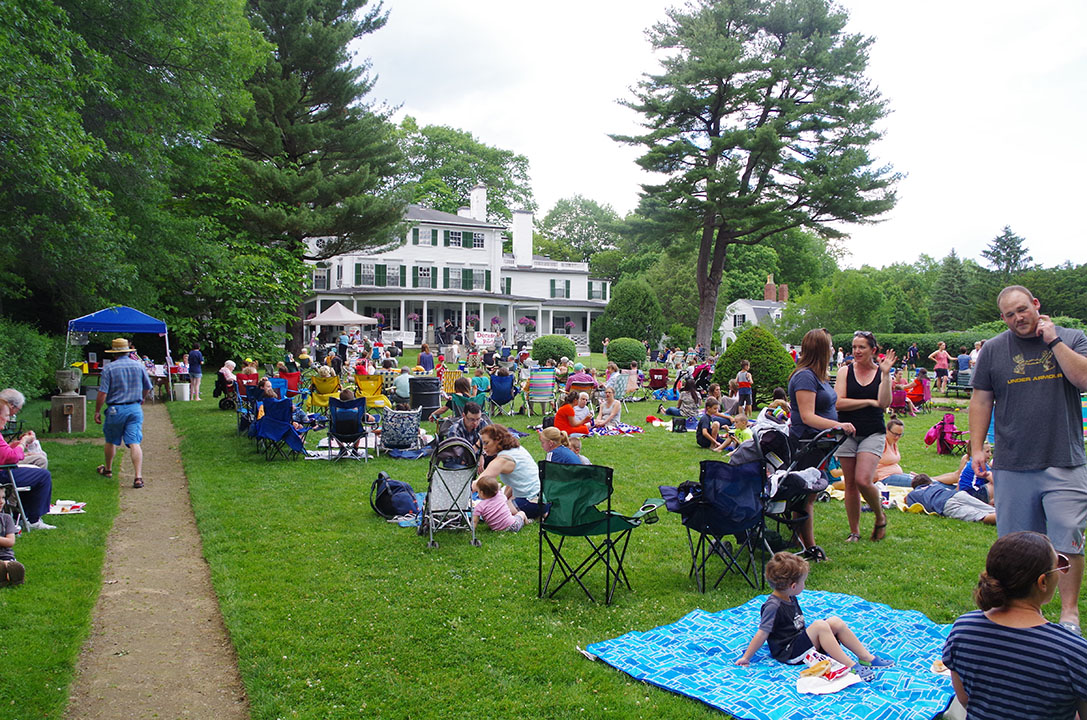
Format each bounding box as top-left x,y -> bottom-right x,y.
835,432 -> 886,459
943,492 -> 995,523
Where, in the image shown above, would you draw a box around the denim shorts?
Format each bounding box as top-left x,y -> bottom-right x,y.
103,403 -> 144,446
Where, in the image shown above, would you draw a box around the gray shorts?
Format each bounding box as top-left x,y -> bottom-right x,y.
943,492 -> 995,523
994,465 -> 1087,555
835,432 -> 886,459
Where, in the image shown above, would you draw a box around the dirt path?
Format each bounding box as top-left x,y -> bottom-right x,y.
65,402 -> 249,720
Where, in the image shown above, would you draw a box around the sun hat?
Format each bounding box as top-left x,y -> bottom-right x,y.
105,338 -> 134,353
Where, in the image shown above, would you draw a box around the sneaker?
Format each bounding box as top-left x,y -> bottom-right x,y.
853,665 -> 875,682
860,654 -> 895,668
29,519 -> 56,530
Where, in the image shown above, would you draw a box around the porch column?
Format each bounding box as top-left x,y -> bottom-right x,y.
422,299 -> 429,339
399,298 -> 406,331
586,311 -> 592,338
461,300 -> 467,339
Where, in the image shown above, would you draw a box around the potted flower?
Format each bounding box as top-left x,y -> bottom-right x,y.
518,316 -> 536,331
564,320 -> 576,332
407,312 -> 420,322
490,315 -> 502,327
466,314 -> 480,330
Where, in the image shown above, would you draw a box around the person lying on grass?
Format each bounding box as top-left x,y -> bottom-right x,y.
735,552 -> 893,681
905,474 -> 996,525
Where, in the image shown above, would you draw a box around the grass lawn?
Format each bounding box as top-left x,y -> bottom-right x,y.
0,426 -> 119,719
163,397 -> 1083,720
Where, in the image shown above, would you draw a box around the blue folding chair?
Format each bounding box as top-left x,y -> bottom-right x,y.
327,397 -> 377,461
253,397 -> 308,460
488,374 -> 518,417
269,377 -> 288,399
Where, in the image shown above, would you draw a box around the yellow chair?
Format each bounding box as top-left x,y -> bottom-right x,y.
441,369 -> 462,395
354,375 -> 391,411
308,375 -> 341,412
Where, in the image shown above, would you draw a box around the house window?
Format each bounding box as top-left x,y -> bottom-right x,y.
356,263 -> 375,286
417,266 -> 431,287
588,281 -> 607,300
449,231 -> 462,248
550,279 -> 570,299
448,268 -> 462,289
336,263 -> 343,287
733,313 -> 747,328
502,277 -> 511,294
472,269 -> 486,289
420,228 -> 433,246
472,232 -> 485,249
552,315 -> 571,334
383,264 -> 401,287
313,268 -> 328,291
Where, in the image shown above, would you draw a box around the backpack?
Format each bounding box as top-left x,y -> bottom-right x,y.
370,472 -> 418,519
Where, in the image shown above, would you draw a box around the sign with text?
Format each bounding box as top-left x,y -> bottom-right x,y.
473,331 -> 498,348
381,330 -> 416,345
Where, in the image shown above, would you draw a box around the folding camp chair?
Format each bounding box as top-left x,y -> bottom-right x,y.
889,388 -> 908,415
253,397 -> 309,460
488,374 -> 518,417
326,397 -> 377,461
660,460 -> 767,592
538,461 -> 664,605
380,407 -> 423,455
418,437 -> 480,548
238,384 -> 264,435
236,372 -> 260,389
269,377 -> 288,399
0,465 -> 30,534
354,375 -> 391,411
525,367 -> 556,416
441,369 -> 463,395
280,371 -> 301,397
307,375 -> 340,413
450,391 -> 488,418
648,368 -> 669,398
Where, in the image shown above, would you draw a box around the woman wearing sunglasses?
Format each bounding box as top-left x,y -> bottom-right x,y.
835,331 -> 896,541
943,532 -> 1087,719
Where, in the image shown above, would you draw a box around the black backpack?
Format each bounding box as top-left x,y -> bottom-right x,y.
370,472 -> 418,519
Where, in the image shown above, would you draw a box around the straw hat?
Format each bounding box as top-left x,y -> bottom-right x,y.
105,338 -> 134,354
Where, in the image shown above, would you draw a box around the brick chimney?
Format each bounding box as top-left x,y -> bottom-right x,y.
763,274 -> 776,301
778,283 -> 789,303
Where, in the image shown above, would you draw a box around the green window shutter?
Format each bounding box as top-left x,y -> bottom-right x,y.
412,228 -> 419,245
550,279 -> 556,298
506,278 -> 511,294
412,266 -> 419,288
399,266 -> 406,286
375,264 -> 386,287
565,280 -> 570,298
431,270 -> 438,289
462,268 -> 472,290
443,267 -> 450,288
486,270 -> 491,291
603,282 -> 607,301
444,230 -> 450,247
354,264 -> 362,286
587,280 -> 591,299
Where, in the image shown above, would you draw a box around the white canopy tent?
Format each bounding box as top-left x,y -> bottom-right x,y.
303,302 -> 377,326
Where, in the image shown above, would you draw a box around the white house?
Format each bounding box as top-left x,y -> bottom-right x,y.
718,275 -> 788,347
304,185 -> 610,348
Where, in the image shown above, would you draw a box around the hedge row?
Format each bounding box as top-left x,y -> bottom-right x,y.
0,319 -> 68,399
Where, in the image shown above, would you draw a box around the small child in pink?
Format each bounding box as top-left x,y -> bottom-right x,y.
472,476 -> 526,532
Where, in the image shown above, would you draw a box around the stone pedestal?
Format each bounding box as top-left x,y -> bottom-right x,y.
50,395 -> 87,433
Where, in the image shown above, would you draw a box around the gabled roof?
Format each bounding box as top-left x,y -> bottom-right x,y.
726,298 -> 785,325
404,204 -> 504,229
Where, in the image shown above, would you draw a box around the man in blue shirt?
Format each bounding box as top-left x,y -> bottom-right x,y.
186,343 -> 204,401
94,338 -> 153,488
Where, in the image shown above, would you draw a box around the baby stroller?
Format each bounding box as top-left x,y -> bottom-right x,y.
673,361 -> 715,393
737,425 -> 846,562
418,437 -> 480,548
924,413 -> 968,455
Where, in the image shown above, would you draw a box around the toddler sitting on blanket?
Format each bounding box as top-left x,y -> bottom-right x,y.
735,552 -> 893,681
471,476 -> 526,532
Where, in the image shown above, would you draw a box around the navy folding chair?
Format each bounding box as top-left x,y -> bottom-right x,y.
253,397 -> 308,460
488,374 -> 518,416
327,397 -> 376,461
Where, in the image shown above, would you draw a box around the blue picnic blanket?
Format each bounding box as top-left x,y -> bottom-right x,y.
584,591 -> 954,720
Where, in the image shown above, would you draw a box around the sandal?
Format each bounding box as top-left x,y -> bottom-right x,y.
132,477 -> 144,489
96,465 -> 112,478
845,533 -> 861,543
871,521 -> 887,541
797,545 -> 828,562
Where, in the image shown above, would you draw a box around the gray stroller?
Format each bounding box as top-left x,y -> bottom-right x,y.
418,437 -> 481,548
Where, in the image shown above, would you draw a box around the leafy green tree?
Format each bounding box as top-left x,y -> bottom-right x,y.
393,117 -> 535,224
537,196 -> 622,262
615,0 -> 898,347
981,225 -> 1033,278
720,244 -> 780,305
1017,263 -> 1087,322
214,0 -> 406,350
643,248 -> 699,328
589,249 -> 626,284
929,250 -> 971,331
589,279 -> 664,350
764,228 -> 841,294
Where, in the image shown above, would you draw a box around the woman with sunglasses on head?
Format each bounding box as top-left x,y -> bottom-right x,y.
943,531 -> 1087,719
835,331 -> 897,542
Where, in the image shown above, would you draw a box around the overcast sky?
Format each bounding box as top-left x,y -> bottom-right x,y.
361,0 -> 1087,270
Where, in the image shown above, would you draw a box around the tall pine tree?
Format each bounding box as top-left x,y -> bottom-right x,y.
214,0 -> 404,348
981,225 -> 1032,279
929,250 -> 970,331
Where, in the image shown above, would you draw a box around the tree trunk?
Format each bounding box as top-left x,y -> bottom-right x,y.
695,220 -> 730,349
695,287 -> 720,349
289,300 -> 306,356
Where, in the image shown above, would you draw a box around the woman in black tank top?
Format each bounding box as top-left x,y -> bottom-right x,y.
835,332 -> 896,542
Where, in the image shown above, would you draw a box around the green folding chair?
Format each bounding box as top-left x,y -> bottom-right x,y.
537,461 -> 664,605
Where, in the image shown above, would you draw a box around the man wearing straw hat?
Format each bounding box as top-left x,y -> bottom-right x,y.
94,338 -> 153,488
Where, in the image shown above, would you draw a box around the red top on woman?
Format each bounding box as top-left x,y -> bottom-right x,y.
554,403 -> 591,435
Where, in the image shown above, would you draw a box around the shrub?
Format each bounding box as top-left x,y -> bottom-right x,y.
713,325 -> 794,406
0,319 -> 67,399
605,337 -> 646,366
531,335 -> 576,363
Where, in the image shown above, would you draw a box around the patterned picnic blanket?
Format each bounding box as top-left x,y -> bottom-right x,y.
588,422 -> 643,436
584,591 -> 955,720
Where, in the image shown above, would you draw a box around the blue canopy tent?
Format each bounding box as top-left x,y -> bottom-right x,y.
66,306 -> 172,394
